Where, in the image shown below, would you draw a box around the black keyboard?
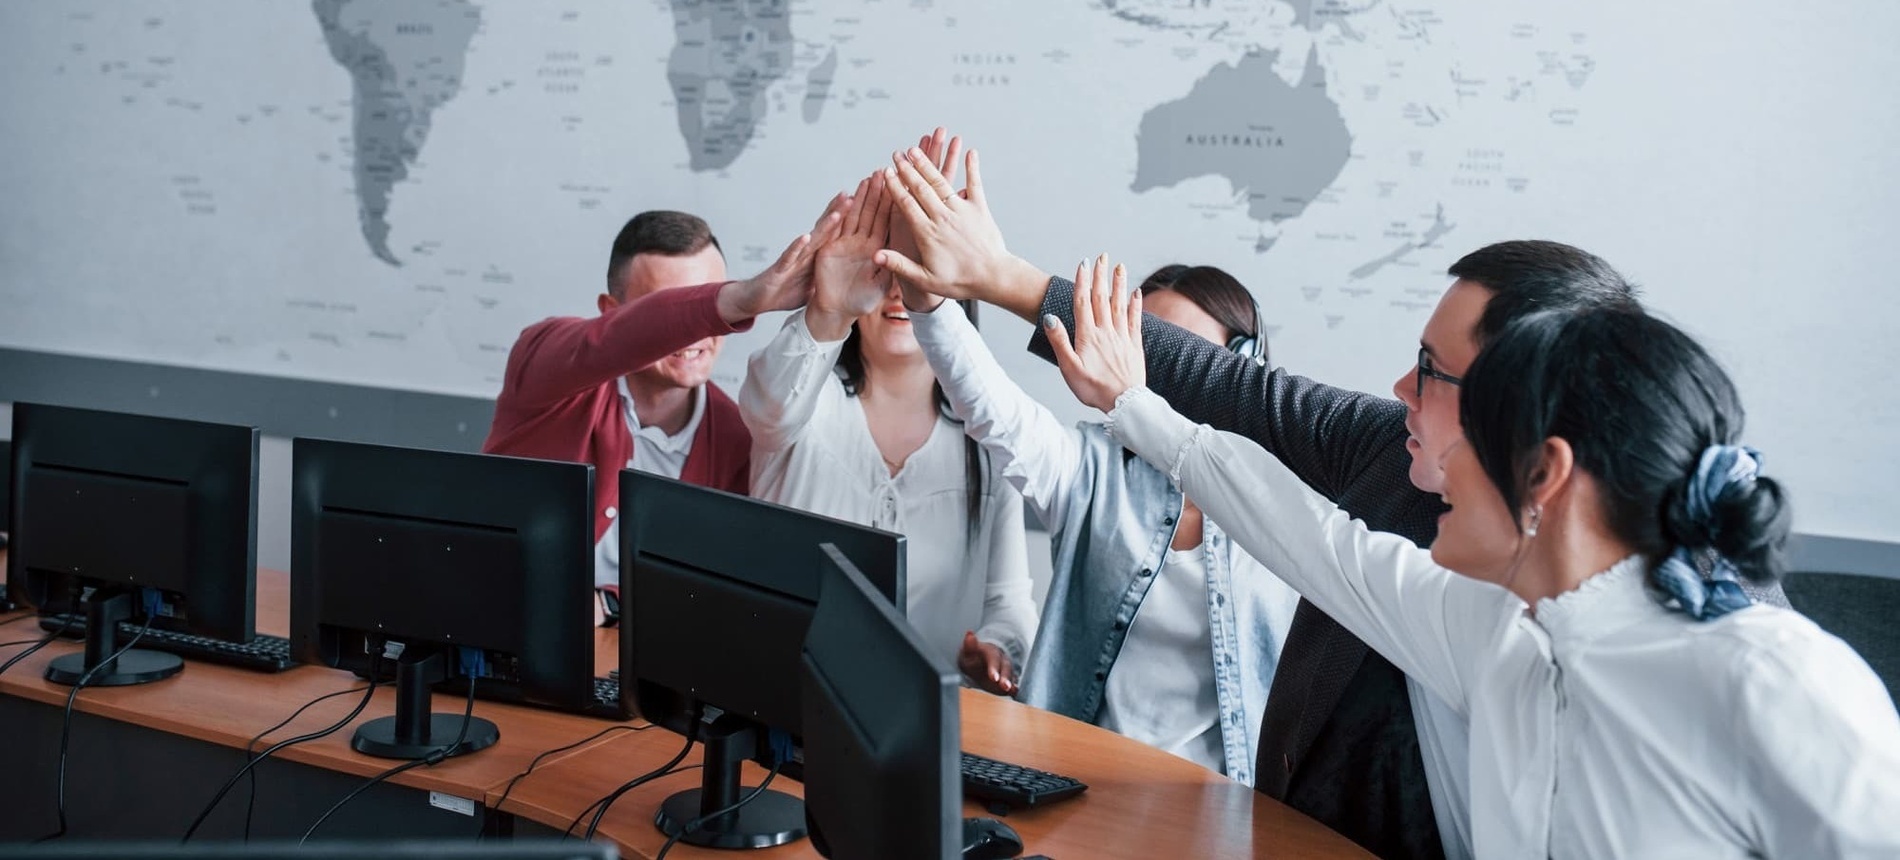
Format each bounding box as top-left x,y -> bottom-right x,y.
960,751 -> 1087,810
38,615 -> 296,673
432,674 -> 626,720
591,675 -> 621,717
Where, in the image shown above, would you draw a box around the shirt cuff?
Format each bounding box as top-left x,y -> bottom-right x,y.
1107,387 -> 1205,485
908,297 -> 972,343
786,307 -> 852,352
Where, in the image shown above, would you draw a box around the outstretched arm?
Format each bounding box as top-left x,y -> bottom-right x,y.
1043,256 -> 1498,713
876,146 -> 1417,514
909,299 -> 1085,529
739,174 -> 888,455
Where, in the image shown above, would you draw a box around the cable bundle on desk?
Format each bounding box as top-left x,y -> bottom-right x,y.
36,612 -> 157,842
241,683 -> 375,839
180,657 -> 386,842
299,672 -> 483,844
0,613 -> 76,678
484,721 -> 653,837
568,730 -> 698,842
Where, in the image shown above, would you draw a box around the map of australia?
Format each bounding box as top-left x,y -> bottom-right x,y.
1133,46 -> 1351,225
314,0 -> 481,266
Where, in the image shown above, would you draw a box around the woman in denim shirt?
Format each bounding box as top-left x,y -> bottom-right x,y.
906,262 -> 1299,783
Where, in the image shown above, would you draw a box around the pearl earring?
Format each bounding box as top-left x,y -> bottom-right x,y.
1525,505 -> 1543,537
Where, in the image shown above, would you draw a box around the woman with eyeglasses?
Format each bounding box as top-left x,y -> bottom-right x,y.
1044,258 -> 1900,857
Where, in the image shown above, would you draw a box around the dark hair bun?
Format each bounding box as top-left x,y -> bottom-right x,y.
1663,474 -> 1791,584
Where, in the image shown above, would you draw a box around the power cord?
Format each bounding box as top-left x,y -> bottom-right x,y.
298,671 -> 481,844
484,722 -> 651,837
180,664 -> 383,842
242,684 -> 375,840
654,758 -> 785,859
567,730 -> 697,841
0,614 -> 77,678
34,612 -> 157,842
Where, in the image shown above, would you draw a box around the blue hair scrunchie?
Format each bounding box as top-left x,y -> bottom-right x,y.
1653,445 -> 1761,621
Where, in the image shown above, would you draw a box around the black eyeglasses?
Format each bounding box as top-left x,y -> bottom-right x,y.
1416,347 -> 1463,399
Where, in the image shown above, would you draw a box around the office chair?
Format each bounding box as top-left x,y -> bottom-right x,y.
1782,570 -> 1900,704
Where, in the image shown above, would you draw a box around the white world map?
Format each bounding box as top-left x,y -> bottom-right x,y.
1,0 -> 1897,543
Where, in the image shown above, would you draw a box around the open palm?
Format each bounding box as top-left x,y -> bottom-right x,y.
813,173 -> 894,320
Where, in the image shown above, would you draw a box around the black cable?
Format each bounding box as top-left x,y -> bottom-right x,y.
179,671 -> 381,842
0,614 -> 76,678
567,730 -> 696,841
654,759 -> 785,860
242,684 -> 374,841
35,612 -> 157,842
484,722 -> 650,835
0,637 -> 46,648
299,671 -> 480,844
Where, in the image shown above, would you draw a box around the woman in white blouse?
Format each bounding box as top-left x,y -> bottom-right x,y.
1044,257 -> 1900,857
740,171 -> 1036,694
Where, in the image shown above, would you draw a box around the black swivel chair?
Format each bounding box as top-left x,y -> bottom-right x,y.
1782,570 -> 1900,704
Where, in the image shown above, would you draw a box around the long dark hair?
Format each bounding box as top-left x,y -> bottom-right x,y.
834,300 -> 987,533
1460,307 -> 1791,587
1138,264 -> 1267,363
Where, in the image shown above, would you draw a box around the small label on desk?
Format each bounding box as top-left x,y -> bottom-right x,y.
428,791 -> 477,817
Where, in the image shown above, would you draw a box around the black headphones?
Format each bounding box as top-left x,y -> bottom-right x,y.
1226,302 -> 1269,366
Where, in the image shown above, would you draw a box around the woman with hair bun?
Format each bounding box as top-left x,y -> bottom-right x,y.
1046,258 -> 1900,858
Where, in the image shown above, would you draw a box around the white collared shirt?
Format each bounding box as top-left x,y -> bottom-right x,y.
593,380 -> 704,586
738,309 -> 1038,672
1111,387 -> 1900,859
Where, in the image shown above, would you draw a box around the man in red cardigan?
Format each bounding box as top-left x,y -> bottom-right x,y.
483,205 -> 840,621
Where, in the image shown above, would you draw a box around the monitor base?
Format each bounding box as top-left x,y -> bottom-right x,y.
353,713 -> 500,760
656,787 -> 806,850
44,648 -> 182,687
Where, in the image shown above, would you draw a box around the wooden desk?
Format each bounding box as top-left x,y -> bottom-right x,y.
0,569 -> 633,840
0,566 -> 1371,857
501,688 -> 1370,858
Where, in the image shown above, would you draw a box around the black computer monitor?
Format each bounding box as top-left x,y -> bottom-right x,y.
619,471 -> 905,850
2,437 -> 13,604
801,544 -> 961,860
1,438 -> 13,543
290,438 -> 597,760
7,403 -> 259,687
0,840 -> 617,860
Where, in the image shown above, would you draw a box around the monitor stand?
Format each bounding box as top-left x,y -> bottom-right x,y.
44,587 -> 182,687
655,713 -> 806,849
352,645 -> 500,760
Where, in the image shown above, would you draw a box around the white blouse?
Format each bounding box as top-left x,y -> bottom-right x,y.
740,309 -> 1038,671
1111,387 -> 1900,859
1098,540 -> 1226,773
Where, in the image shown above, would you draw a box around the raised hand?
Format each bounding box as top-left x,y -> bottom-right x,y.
1043,254 -> 1146,414
958,631 -> 1018,697
807,173 -> 896,340
715,192 -> 849,324
875,147 -> 1045,318
892,129 -> 962,313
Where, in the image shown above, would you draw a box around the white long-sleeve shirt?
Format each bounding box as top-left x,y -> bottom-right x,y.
740,309 -> 1038,671
1110,387 -> 1900,859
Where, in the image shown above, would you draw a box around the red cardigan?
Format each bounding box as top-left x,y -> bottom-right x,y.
482,282 -> 753,542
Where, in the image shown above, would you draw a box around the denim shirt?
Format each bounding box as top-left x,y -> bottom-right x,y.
911,302 -> 1297,782
1022,425 -> 1297,783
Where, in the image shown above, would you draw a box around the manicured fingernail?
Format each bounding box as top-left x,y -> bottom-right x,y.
1042,314 -> 1059,329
